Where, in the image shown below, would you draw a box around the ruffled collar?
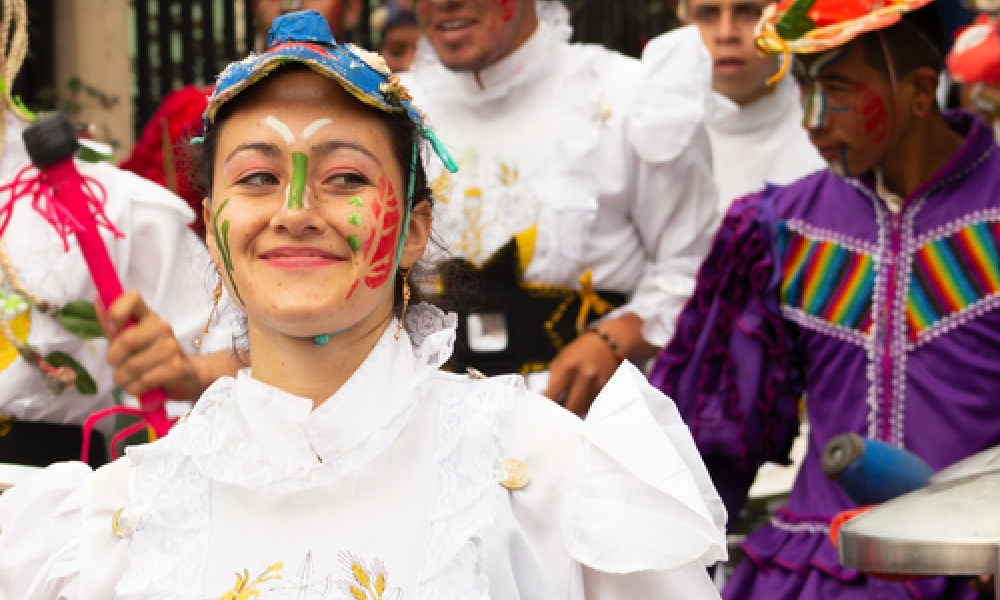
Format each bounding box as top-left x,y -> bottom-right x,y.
165,304 -> 457,492
240,304 -> 456,465
410,20 -> 558,106
710,73 -> 799,135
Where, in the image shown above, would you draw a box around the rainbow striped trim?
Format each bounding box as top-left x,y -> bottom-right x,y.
907,220 -> 1000,341
777,223 -> 875,336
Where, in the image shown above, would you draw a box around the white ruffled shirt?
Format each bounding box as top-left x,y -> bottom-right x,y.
0,304 -> 727,600
403,21 -> 719,348
0,112 -> 232,424
640,31 -> 824,210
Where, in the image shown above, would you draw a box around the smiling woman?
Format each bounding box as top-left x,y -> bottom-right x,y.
0,10 -> 728,600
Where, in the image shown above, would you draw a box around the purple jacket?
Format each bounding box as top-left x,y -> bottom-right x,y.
652,111 -> 1000,600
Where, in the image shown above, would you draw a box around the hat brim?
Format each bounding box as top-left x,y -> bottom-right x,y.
756,0 -> 935,56
204,42 -> 416,128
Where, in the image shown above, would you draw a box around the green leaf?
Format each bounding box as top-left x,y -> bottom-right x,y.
775,0 -> 818,41
58,301 -> 106,338
67,77 -> 83,95
45,351 -> 98,395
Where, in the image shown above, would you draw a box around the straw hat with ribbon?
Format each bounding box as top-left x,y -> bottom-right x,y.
754,0 -> 935,86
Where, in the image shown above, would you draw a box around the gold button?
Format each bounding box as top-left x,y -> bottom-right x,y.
499,457 -> 530,490
112,507 -> 125,538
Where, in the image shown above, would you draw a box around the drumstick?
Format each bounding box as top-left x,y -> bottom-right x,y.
21,114 -> 174,462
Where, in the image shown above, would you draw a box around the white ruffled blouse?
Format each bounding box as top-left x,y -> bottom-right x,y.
0,305 -> 727,600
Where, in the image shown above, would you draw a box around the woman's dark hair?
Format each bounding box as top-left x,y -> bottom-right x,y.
189,63 -> 436,352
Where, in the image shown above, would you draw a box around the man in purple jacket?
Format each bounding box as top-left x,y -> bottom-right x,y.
652,1 -> 999,599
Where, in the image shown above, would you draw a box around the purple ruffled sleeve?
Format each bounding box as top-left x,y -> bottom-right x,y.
649,189 -> 803,518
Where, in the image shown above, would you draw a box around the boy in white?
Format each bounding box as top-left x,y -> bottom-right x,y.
671,0 -> 824,208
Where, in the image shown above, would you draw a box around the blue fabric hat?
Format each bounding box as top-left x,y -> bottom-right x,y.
204,10 -> 456,172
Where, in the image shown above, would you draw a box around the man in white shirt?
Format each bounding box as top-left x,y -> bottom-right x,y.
404,0 -> 719,414
678,0 -> 824,208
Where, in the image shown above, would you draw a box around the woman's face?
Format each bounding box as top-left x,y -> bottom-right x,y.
205,69 -> 429,340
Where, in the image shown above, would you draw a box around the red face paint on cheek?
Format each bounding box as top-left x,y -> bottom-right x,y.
499,0 -> 517,22
364,176 -> 401,290
855,84 -> 889,146
346,278 -> 360,300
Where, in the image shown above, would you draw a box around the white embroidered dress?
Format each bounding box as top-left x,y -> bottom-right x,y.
402,19 -> 719,349
0,305 -> 727,600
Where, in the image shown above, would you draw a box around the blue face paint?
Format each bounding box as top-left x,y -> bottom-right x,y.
802,47 -> 850,130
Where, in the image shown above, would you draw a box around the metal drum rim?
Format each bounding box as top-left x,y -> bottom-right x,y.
839,529 -> 999,576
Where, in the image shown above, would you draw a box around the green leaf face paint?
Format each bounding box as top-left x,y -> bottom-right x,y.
212,199 -> 244,305
348,212 -> 362,226
287,151 -> 309,210
348,196 -> 364,207
347,235 -> 361,252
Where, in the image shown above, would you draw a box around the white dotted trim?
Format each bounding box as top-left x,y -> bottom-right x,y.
909,291 -> 1000,351
890,196 -> 926,448
914,208 -> 1000,247
770,514 -> 830,535
784,219 -> 878,256
862,186 -> 891,442
780,306 -> 871,348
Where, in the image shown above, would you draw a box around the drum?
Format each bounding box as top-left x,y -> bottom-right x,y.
838,446 -> 1000,596
0,462 -> 41,492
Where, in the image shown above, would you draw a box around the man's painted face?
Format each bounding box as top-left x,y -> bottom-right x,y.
794,41 -> 895,179
687,0 -> 780,105
414,0 -> 528,72
207,70 -> 416,340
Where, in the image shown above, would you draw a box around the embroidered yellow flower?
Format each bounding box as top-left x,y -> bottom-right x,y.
217,562 -> 284,600
339,553 -> 401,600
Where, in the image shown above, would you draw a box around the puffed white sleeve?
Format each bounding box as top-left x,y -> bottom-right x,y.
587,26 -> 721,348
0,460 -> 130,600
572,361 -> 727,571
493,361 -> 726,599
0,462 -> 91,600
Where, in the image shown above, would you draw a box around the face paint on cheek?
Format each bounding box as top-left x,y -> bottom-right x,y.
348,212 -> 363,226
346,279 -> 360,300
211,199 -> 244,305
499,0 -> 517,22
364,176 -> 401,290
855,84 -> 890,146
287,152 -> 309,210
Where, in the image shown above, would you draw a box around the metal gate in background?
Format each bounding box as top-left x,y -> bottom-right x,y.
568,0 -> 680,58
130,0 -> 254,138
127,0 -> 677,137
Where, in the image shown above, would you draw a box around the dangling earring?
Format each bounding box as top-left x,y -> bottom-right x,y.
194,277 -> 224,349
395,267 -> 411,341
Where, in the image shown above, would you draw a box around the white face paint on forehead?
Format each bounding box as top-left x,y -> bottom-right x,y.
302,117 -> 334,140
264,115 -> 296,144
